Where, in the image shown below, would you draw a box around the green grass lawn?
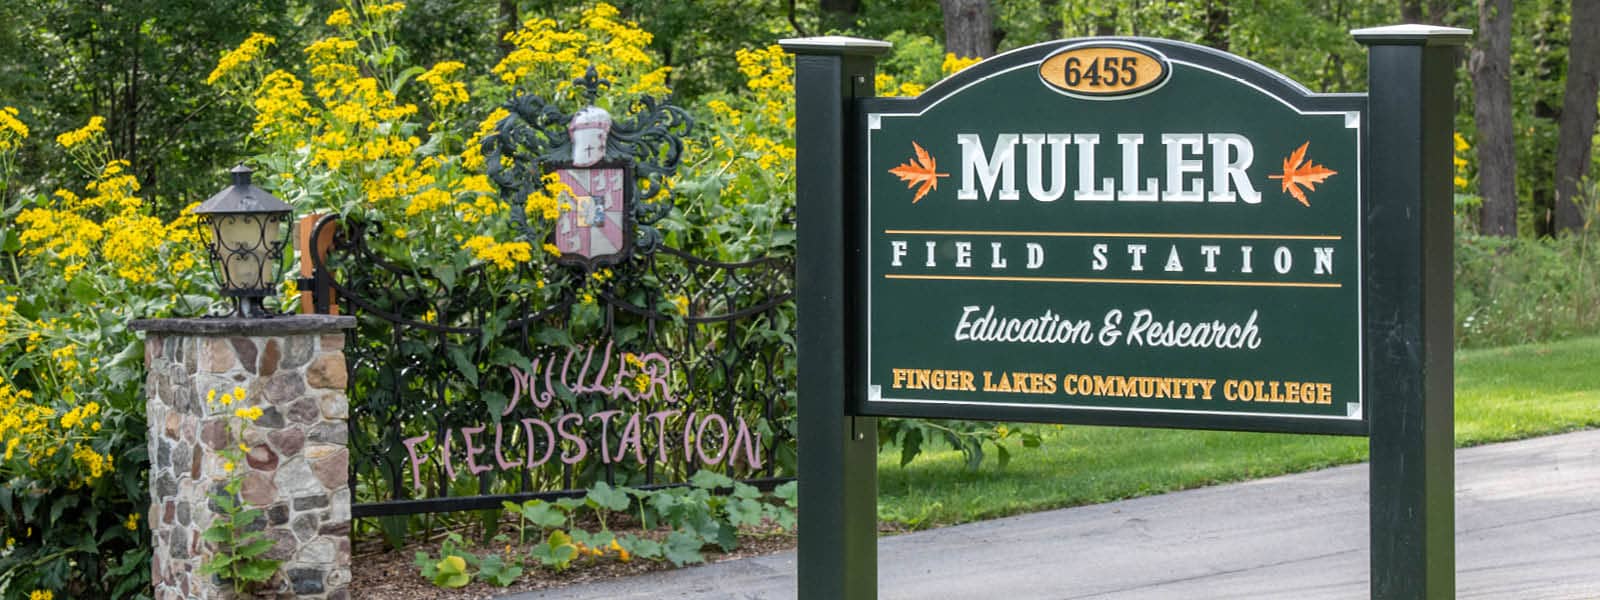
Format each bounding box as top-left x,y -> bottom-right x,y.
876,335 -> 1600,529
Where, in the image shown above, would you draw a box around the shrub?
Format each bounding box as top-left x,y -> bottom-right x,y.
1,111 -> 215,597
1455,227 -> 1600,348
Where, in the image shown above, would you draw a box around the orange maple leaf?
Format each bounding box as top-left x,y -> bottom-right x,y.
1268,141 -> 1338,207
887,141 -> 949,204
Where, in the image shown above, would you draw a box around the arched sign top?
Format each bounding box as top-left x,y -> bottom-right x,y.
1037,41 -> 1172,100
883,37 -> 1357,117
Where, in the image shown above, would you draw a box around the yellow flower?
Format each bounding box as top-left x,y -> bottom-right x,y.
125,512 -> 140,531
239,443 -> 249,453
672,294 -> 689,316
208,33 -> 276,86
325,9 -> 353,27
463,236 -> 532,270
0,106 -> 29,140
366,1 -> 406,18
233,386 -> 247,401
223,461 -> 235,473
418,61 -> 470,110
207,389 -> 218,404
942,53 -> 982,75
29,590 -> 52,600
234,406 -> 264,421
55,116 -> 105,150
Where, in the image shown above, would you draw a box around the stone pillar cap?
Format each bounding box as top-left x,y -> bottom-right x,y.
130,315 -> 355,336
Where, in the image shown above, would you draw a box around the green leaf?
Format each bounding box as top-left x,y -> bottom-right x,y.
235,537 -> 275,559
521,501 -> 567,529
529,530 -> 578,570
618,535 -> 663,561
899,427 -> 924,467
726,497 -> 765,528
415,551 -> 440,579
201,526 -> 230,543
476,553 -> 522,587
774,481 -> 798,507
389,65 -> 426,95
201,553 -> 234,571
690,469 -> 735,490
234,508 -> 264,527
663,531 -> 706,567
446,345 -> 479,387
586,482 -> 630,513
482,390 -> 508,422
534,327 -> 573,347
49,494 -> 78,525
433,555 -> 471,588
108,338 -> 144,370
236,559 -> 281,582
491,346 -> 532,372
714,522 -> 739,552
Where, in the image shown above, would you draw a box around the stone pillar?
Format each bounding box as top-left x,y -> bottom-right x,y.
132,316 -> 355,599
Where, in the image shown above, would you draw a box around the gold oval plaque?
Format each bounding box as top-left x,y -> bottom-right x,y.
1039,43 -> 1170,99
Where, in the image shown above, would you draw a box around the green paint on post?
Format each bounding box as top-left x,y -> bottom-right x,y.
785,35 -> 890,600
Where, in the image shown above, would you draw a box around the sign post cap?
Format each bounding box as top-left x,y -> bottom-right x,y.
1351,24 -> 1473,46
779,36 -> 892,56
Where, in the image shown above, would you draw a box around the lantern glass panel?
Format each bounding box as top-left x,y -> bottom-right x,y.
207,213 -> 288,293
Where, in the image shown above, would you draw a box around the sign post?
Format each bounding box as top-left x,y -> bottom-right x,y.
1355,24 -> 1470,599
782,36 -> 890,600
789,24 -> 1466,599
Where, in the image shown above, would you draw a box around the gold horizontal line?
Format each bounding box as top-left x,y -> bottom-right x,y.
882,229 -> 1342,241
883,273 -> 1342,289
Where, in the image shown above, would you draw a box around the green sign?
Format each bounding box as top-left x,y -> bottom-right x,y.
859,40 -> 1365,430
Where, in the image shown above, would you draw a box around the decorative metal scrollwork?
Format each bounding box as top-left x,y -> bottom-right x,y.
486,65 -> 693,262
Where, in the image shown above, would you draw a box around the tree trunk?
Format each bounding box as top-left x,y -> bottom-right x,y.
820,0 -> 860,31
940,0 -> 995,58
1402,0 -> 1452,24
1043,0 -> 1063,39
1470,0 -> 1517,236
1553,0 -> 1600,233
1401,0 -> 1424,22
498,0 -> 518,58
1200,0 -> 1229,52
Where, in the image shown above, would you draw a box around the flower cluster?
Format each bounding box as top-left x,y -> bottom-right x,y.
15,140 -> 202,286
464,236 -> 533,271
418,61 -> 471,113
2,113 -> 206,524
494,4 -> 672,108
208,33 -> 277,86
0,371 -> 114,490
0,106 -> 28,155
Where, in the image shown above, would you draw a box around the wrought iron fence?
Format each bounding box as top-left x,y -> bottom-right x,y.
306,216 -> 796,517
303,71 -> 798,518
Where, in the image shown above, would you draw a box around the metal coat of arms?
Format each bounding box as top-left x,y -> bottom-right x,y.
484,66 -> 689,272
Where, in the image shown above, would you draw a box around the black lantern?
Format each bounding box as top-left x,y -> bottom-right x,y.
194,165 -> 293,318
